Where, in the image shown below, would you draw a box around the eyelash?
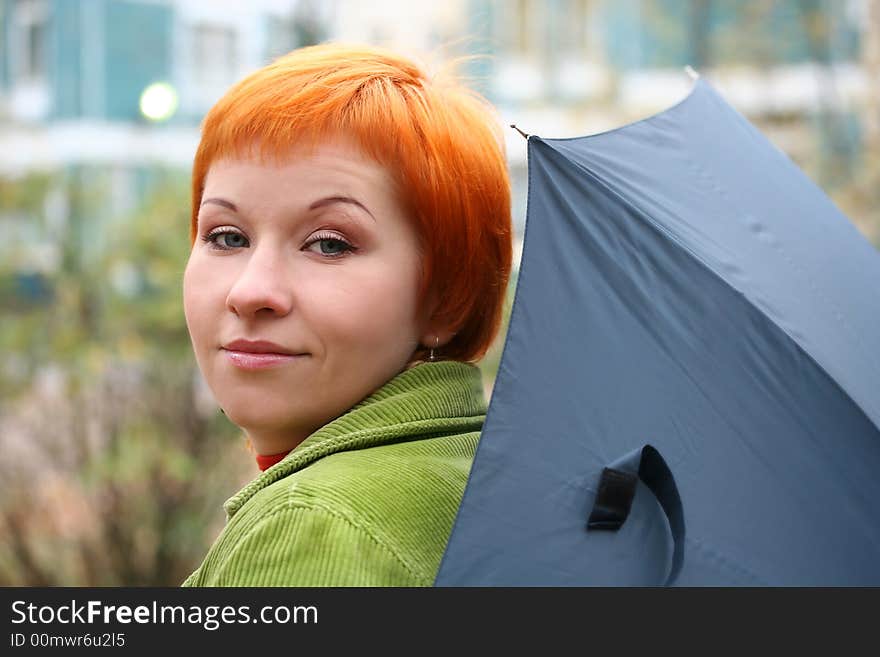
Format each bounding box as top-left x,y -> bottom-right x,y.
201,228 -> 357,258
305,231 -> 357,257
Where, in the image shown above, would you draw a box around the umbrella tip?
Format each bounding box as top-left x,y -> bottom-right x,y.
684,65 -> 700,81
510,124 -> 531,140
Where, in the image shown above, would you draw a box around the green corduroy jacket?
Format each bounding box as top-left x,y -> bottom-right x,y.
181,360 -> 486,587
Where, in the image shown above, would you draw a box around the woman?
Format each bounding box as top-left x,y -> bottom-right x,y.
181,42 -> 512,586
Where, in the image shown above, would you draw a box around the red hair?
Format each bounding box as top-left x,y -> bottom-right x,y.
190,42 -> 512,364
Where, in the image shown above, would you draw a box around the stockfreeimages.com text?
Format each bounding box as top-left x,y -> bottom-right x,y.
11,600 -> 317,631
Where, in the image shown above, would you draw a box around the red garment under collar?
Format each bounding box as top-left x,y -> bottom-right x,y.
255,450 -> 292,471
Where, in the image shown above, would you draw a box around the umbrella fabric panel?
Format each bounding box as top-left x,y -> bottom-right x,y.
436,131 -> 880,586
544,80 -> 880,432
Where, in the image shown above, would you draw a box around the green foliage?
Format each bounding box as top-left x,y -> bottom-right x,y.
0,169 -> 252,586
99,173 -> 194,360
477,263 -> 519,396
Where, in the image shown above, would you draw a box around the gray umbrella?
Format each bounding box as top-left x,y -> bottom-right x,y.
435,77 -> 880,586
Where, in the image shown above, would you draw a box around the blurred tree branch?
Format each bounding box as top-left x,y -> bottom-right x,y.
0,172 -> 253,585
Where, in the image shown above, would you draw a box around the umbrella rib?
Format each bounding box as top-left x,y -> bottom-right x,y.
509,124 -> 530,140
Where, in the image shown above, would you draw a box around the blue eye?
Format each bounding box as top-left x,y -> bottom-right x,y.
203,229 -> 249,250
220,233 -> 248,248
305,233 -> 355,258
317,238 -> 347,255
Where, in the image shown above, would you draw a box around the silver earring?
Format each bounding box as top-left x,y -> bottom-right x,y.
428,336 -> 439,362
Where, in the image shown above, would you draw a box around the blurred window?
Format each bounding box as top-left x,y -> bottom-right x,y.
495,0 -> 540,55
515,0 -> 529,52
190,23 -> 237,92
558,0 -> 590,54
266,15 -> 297,61
12,0 -> 48,82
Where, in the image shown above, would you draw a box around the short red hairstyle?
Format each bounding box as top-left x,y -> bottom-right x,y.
190,42 -> 512,364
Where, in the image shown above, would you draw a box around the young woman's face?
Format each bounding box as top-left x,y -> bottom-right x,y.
183,135 -> 428,454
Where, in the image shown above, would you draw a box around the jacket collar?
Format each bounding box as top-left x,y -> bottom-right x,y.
224,360 -> 487,518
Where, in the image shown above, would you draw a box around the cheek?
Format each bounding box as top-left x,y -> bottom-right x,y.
183,255 -> 224,347
313,260 -> 421,344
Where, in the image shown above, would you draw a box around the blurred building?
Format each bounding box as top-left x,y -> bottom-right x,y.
0,0 -> 331,283
468,0 -> 871,240
0,0 -> 874,281
0,0 -> 331,171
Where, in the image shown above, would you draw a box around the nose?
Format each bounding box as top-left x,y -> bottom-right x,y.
225,245 -> 294,318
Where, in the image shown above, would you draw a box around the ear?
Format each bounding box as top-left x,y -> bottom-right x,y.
418,288 -> 456,349
419,327 -> 457,351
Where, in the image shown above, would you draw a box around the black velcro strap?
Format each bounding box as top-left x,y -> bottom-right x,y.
586,467 -> 638,530
585,444 -> 685,586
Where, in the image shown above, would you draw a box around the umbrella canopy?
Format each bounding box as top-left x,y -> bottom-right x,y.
435,78 -> 880,586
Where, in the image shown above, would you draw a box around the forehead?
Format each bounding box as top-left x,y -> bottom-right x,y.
203,134 -> 393,194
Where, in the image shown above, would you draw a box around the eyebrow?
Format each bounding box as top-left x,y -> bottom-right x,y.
200,197 -> 237,211
199,195 -> 376,221
309,196 -> 376,222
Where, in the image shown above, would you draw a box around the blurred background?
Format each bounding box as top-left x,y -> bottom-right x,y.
1,0 -> 877,585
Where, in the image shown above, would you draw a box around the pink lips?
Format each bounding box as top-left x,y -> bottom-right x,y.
221,339 -> 306,370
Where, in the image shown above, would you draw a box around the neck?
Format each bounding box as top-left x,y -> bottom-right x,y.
246,428 -> 311,460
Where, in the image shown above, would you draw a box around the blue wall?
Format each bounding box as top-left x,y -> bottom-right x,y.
45,0 -> 173,121
601,0 -> 860,71
51,0 -> 83,118
103,0 -> 172,121
0,0 -> 8,90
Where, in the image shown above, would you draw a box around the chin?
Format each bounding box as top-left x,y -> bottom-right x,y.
221,398 -> 317,441
223,403 -> 290,431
